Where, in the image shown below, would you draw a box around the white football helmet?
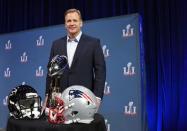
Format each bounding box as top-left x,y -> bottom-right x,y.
61,85 -> 98,124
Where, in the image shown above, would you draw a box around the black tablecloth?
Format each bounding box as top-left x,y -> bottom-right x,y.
6,113 -> 107,131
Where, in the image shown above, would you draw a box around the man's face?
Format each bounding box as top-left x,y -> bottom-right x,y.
65,12 -> 82,38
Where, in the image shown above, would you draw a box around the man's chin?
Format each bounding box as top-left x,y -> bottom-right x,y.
68,32 -> 79,37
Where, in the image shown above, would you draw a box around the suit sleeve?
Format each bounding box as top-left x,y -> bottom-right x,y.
93,39 -> 106,99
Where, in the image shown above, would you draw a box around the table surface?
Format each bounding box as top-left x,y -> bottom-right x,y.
6,113 -> 107,131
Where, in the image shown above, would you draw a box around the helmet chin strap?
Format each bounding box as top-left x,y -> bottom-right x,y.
64,118 -> 81,124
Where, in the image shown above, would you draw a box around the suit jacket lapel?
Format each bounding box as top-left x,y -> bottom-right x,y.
63,39 -> 67,57
59,36 -> 67,57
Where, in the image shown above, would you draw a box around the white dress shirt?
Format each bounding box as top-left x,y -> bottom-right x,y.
67,31 -> 82,67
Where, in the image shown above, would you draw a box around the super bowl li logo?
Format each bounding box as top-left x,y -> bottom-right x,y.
36,35 -> 44,46
105,119 -> 111,131
102,45 -> 110,58
5,40 -> 12,50
36,66 -> 44,77
4,67 -> 11,78
20,52 -> 28,63
104,82 -> 111,95
122,24 -> 134,37
3,96 -> 8,106
123,62 -> 135,76
124,101 -> 137,115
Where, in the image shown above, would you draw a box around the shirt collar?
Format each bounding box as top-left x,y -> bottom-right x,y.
67,31 -> 82,42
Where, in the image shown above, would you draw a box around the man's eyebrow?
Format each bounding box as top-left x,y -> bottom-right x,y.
66,19 -> 78,21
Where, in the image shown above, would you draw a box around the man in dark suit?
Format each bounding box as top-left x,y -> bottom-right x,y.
43,8 -> 106,111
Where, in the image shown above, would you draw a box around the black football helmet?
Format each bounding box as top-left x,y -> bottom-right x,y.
8,84 -> 42,119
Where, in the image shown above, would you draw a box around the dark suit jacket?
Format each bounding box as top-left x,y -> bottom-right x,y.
46,34 -> 106,99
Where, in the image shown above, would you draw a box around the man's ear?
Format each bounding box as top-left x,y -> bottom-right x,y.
65,24 -> 67,28
80,21 -> 83,27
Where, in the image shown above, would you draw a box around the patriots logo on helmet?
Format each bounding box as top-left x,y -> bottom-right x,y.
68,90 -> 93,103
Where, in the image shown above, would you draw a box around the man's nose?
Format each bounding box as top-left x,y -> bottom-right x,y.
69,21 -> 75,25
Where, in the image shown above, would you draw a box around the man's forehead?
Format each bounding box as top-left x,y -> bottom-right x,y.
66,12 -> 78,17
65,12 -> 81,20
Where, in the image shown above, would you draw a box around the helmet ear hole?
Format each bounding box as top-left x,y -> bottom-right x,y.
71,111 -> 78,116
87,101 -> 90,105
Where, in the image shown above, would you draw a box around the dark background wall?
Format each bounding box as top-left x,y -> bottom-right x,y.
0,0 -> 187,130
